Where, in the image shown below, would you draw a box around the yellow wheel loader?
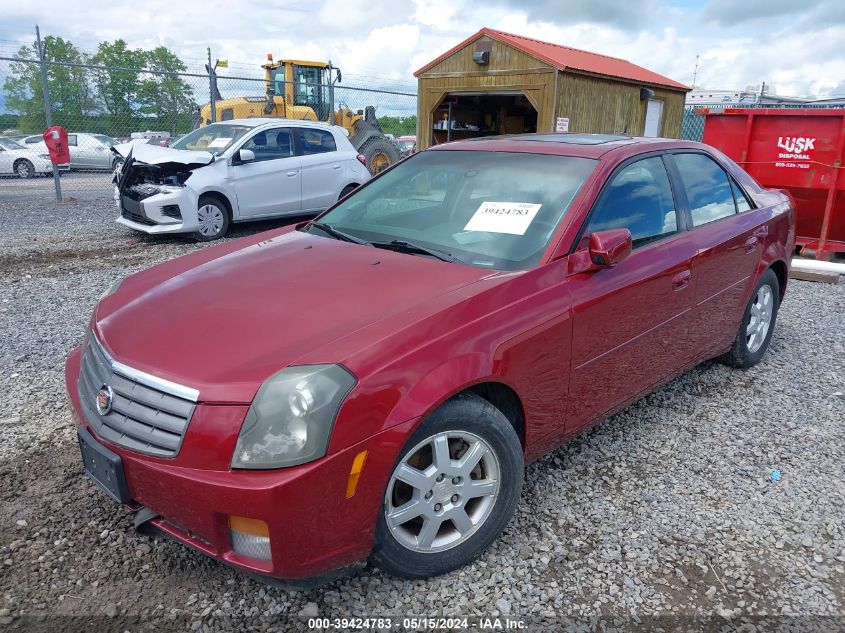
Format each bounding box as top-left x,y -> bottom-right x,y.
198,56 -> 400,174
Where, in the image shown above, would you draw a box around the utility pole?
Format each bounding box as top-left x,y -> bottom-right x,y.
36,25 -> 62,203
208,47 -> 216,124
692,54 -> 700,89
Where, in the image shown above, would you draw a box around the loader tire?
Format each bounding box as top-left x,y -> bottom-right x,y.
361,138 -> 400,175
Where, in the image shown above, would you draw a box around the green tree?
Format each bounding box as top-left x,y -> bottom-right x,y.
137,47 -> 197,135
90,39 -> 145,129
378,115 -> 417,137
2,36 -> 95,133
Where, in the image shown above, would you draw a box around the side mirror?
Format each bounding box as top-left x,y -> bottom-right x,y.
588,229 -> 632,268
237,148 -> 255,163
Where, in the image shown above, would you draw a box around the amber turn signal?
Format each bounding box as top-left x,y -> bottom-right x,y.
345,450 -> 368,498
228,515 -> 269,537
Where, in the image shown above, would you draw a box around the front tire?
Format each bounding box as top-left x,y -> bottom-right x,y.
719,268 -> 780,368
192,196 -> 229,241
14,159 -> 35,179
373,392 -> 523,579
360,138 -> 400,175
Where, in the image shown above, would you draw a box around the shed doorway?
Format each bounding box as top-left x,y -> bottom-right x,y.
431,92 -> 538,144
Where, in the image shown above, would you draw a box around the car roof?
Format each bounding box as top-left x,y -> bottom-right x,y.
431,133 -> 703,159
219,117 -> 339,130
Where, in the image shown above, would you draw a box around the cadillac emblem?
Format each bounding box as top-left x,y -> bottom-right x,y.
96,385 -> 114,415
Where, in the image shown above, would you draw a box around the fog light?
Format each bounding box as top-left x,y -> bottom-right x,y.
229,516 -> 271,560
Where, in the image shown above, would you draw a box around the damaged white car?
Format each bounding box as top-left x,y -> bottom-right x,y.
113,118 -> 371,241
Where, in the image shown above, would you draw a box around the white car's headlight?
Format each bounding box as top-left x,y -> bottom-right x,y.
232,364 -> 356,469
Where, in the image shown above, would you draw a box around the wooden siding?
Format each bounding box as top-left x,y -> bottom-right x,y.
555,72 -> 686,138
422,36 -> 551,76
417,37 -> 557,148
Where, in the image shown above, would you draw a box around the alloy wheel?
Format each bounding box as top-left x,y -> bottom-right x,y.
746,283 -> 773,353
197,204 -> 225,237
384,431 -> 500,553
16,161 -> 32,178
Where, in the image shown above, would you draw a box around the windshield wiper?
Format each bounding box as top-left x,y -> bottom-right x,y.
371,239 -> 463,264
309,222 -> 371,246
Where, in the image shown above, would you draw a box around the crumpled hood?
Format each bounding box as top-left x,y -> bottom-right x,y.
94,229 -> 489,403
112,141 -> 214,167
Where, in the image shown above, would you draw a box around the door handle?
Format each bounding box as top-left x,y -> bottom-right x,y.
744,236 -> 758,253
671,269 -> 691,290
286,170 -> 298,177
331,164 -> 341,170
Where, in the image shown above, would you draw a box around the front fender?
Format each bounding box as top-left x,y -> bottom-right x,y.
384,352 -> 496,431
328,353 -> 503,457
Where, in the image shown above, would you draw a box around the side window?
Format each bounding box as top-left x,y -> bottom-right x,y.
674,153 -> 736,227
731,177 -> 752,212
68,135 -> 77,147
242,128 -> 293,162
297,128 -> 336,155
587,156 -> 677,248
221,108 -> 234,121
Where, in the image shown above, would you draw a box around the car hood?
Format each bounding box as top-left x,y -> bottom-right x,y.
93,229 -> 491,403
112,141 -> 214,168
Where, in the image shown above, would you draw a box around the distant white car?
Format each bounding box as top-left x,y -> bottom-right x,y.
0,137 -> 66,178
113,118 -> 372,241
23,132 -> 120,170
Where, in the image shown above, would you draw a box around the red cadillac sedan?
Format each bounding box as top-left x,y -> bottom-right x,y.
65,134 -> 794,585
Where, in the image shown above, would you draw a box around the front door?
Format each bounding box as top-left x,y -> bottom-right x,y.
231,127 -> 301,218
567,155 -> 697,431
668,151 -> 766,358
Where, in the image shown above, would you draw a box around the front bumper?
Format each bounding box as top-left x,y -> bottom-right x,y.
65,345 -> 409,581
115,186 -> 198,235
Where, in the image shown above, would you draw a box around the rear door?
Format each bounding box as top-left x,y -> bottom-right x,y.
231,127 -> 301,218
667,151 -> 765,358
567,154 -> 697,430
295,127 -> 345,212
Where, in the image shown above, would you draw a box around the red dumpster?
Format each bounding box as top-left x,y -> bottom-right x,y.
700,108 -> 845,260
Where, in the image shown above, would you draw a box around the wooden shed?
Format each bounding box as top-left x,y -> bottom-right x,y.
414,28 -> 690,149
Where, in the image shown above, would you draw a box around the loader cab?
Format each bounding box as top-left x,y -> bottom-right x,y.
265,58 -> 335,122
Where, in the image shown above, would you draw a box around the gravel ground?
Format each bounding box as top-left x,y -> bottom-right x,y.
0,196 -> 843,632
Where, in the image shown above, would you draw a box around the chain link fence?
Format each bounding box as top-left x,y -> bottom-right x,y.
0,43 -> 417,203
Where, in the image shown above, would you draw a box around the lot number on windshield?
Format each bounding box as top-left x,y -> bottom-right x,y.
464,202 -> 542,235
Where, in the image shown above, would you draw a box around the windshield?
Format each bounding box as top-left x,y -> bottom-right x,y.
313,150 -> 596,270
170,124 -> 252,155
93,134 -> 117,147
0,138 -> 25,150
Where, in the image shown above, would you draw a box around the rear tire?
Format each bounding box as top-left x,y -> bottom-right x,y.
192,195 -> 229,242
360,138 -> 400,175
718,268 -> 780,368
373,392 -> 523,579
338,184 -> 358,201
14,159 -> 35,179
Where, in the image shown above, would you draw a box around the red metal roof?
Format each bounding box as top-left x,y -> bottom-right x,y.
414,28 -> 690,91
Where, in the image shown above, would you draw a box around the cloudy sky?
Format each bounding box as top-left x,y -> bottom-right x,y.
2,0 -> 844,97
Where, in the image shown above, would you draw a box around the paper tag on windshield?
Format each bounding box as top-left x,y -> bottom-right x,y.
463,202 -> 542,235
207,138 -> 230,149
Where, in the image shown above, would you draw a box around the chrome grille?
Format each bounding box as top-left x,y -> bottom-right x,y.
77,334 -> 198,458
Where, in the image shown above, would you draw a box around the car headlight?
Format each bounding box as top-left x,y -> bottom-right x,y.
232,364 -> 356,469
99,277 -> 123,300
39,154 -> 51,160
